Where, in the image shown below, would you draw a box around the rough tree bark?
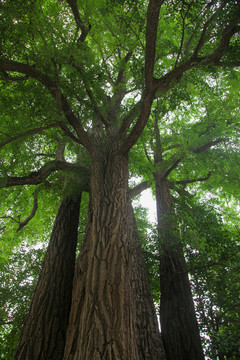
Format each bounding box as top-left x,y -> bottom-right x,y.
15,194 -> 81,360
128,202 -> 165,360
64,148 -> 165,359
155,174 -> 204,360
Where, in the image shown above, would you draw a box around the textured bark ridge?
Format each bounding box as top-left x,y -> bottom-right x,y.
64,152 -> 165,360
128,203 -> 165,360
15,195 -> 81,360
155,177 -> 204,360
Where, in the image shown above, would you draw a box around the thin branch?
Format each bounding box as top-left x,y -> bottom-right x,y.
143,144 -> 153,164
58,121 -> 82,144
71,60 -> 109,127
85,86 -> 109,127
212,60 -> 240,67
164,143 -> 181,152
153,119 -> 163,164
0,123 -> 60,148
111,51 -> 132,110
192,3 -> 225,59
164,137 -> 226,178
169,172 -> 211,188
119,100 -> 141,137
17,194 -> 38,232
36,153 -> 55,158
175,1 -> 194,67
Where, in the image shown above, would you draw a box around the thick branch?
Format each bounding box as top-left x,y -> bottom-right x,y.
163,158 -> 182,179
129,181 -> 151,198
121,91 -> 155,153
120,0 -> 163,153
2,160 -> 90,188
0,69 -> 29,81
145,0 -> 163,89
66,0 -> 90,41
194,138 -> 226,153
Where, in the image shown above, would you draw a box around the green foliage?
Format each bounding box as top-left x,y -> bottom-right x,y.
0,244 -> 45,360
0,0 -> 239,357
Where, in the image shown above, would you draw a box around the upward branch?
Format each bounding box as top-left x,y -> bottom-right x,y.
66,0 -> 90,42
120,0 -> 163,153
0,59 -> 97,157
163,138 -> 226,178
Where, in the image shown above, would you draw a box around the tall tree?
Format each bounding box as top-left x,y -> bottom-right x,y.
15,193 -> 81,360
1,0 -> 240,358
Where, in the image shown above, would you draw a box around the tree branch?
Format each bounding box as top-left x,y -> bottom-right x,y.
0,123 -> 60,148
0,59 -> 96,156
163,158 -> 182,179
17,194 -> 38,232
110,52 -> 133,114
153,5 -> 240,94
66,0 -> 90,42
145,0 -> 163,90
129,181 -> 151,198
175,1 -> 194,67
0,69 -> 29,81
153,119 -> 163,164
119,100 -> 141,138
194,138 -> 226,153
169,172 -> 211,188
85,86 -> 109,127
2,160 -> 90,188
192,3 -> 225,59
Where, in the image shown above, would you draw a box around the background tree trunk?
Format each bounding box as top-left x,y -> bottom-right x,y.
155,176 -> 204,360
15,194 -> 81,360
128,202 -> 165,360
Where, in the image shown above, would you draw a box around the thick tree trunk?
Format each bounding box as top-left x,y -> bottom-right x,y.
15,195 -> 81,360
155,176 -> 204,360
64,152 -> 165,359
